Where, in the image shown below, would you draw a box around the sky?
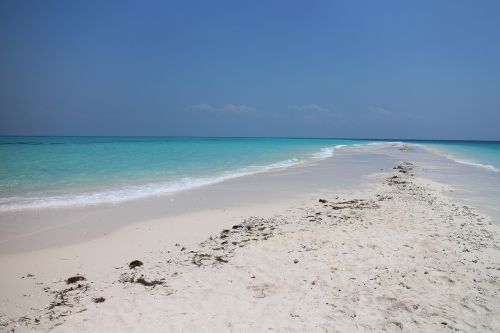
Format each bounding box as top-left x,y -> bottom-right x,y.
0,0 -> 499,140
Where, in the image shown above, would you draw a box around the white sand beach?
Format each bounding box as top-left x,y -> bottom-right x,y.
2,0 -> 499,331
0,145 -> 499,332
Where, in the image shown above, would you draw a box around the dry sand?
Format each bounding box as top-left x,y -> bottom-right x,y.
1,159 -> 499,332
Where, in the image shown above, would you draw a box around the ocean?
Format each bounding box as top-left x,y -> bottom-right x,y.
0,137 -> 498,212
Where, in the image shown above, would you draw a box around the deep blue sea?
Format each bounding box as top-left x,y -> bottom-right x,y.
0,137 -> 498,212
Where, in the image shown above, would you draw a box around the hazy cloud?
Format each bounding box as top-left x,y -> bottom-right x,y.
187,104 -> 256,114
287,105 -> 343,125
293,104 -> 340,118
366,106 -> 414,119
257,104 -> 343,127
367,106 -> 393,116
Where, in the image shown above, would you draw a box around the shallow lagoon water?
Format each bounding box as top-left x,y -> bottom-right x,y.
0,137 -> 498,212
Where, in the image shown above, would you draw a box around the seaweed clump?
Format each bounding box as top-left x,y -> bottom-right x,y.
66,276 -> 85,284
135,277 -> 164,287
129,260 -> 144,269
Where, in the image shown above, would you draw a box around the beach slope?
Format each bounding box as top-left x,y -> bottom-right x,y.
1,160 -> 499,332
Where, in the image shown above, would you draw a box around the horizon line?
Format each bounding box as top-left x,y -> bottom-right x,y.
0,135 -> 499,143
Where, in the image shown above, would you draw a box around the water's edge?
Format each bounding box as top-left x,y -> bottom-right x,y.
0,138 -> 498,213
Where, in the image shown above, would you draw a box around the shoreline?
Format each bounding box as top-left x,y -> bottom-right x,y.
2,143 -> 499,255
0,146 -> 499,331
0,146 -> 399,254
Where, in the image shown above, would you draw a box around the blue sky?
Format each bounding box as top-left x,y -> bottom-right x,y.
1,0 -> 499,139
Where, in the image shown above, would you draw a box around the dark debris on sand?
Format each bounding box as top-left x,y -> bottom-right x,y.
119,272 -> 166,288
135,277 -> 164,287
189,216 -> 286,268
307,162 -> 417,225
128,260 -> 144,269
66,275 -> 86,284
393,162 -> 415,174
385,162 -> 415,186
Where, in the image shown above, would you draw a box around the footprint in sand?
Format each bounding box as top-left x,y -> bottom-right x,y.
248,283 -> 275,298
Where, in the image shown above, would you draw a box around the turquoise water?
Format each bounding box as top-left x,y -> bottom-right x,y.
0,137 -> 498,212
411,140 -> 500,172
0,137 -> 362,211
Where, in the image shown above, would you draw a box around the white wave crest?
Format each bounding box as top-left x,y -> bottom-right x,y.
450,158 -> 499,172
420,145 -> 499,173
365,141 -> 405,148
313,147 -> 334,159
350,141 -> 406,149
312,145 -> 346,159
0,158 -> 303,212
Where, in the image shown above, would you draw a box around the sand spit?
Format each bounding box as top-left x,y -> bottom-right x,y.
1,161 -> 499,332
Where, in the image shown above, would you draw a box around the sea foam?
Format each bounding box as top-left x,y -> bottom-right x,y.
0,160 -> 295,212
0,146 -> 344,212
313,145 -> 347,159
447,158 -> 498,172
420,145 -> 499,173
